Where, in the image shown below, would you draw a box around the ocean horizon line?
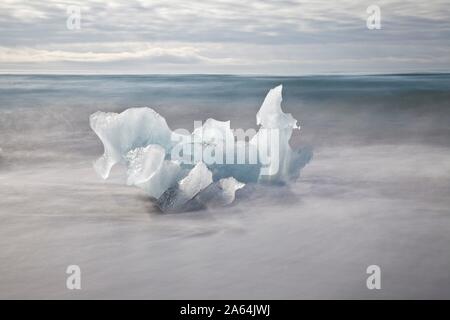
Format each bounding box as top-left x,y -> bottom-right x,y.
0,71 -> 449,77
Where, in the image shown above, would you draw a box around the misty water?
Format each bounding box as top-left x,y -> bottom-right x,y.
1,74 -> 449,298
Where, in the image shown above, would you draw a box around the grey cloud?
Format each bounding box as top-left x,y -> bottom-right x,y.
0,0 -> 449,74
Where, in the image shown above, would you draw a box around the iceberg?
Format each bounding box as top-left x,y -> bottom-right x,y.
196,177 -> 245,207
90,85 -> 312,212
157,162 -> 213,212
125,145 -> 183,199
252,85 -> 308,183
89,107 -> 180,179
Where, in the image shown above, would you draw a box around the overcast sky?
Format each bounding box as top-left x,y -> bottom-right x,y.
0,0 -> 449,74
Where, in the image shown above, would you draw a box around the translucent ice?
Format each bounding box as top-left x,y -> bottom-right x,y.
125,145 -> 183,199
256,85 -> 299,130
90,85 -> 312,212
89,107 -> 179,179
156,162 -> 212,212
196,177 -> 245,207
251,85 -> 310,183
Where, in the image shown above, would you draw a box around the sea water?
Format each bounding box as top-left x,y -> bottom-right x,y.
0,74 -> 450,298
